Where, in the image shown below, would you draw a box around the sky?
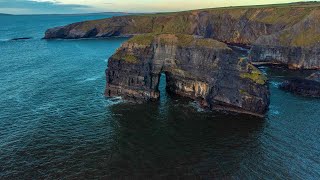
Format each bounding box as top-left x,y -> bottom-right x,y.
0,0 -> 316,14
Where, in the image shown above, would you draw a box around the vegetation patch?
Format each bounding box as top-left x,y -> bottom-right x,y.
239,89 -> 250,95
127,34 -> 155,45
278,26 -> 320,47
112,52 -> 139,64
291,28 -> 320,47
161,15 -> 191,34
240,64 -> 267,85
126,16 -> 154,33
76,19 -> 106,31
112,51 -> 123,60
123,55 -> 139,63
257,8 -> 311,26
72,2 -> 319,38
195,38 -> 228,49
157,34 -> 228,48
176,34 -> 194,47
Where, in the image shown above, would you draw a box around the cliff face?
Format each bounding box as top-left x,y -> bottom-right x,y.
106,34 -> 270,116
44,5 -> 316,43
249,45 -> 320,69
44,11 -> 274,44
249,9 -> 320,69
44,2 -> 320,69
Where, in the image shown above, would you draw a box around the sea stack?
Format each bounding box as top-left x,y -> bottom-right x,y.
105,34 -> 270,116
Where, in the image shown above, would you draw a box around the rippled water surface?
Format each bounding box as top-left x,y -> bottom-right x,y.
1,14 -> 320,179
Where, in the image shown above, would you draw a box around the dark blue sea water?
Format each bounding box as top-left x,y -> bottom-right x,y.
1,14 -> 320,179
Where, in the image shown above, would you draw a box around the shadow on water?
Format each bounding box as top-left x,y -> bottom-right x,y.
104,74 -> 266,179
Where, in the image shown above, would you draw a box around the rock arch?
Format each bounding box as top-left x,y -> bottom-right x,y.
106,34 -> 270,117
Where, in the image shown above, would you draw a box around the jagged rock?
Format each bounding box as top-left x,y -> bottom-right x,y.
105,34 -> 270,116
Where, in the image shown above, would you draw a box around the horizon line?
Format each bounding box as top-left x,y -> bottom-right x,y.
1,1 -> 319,16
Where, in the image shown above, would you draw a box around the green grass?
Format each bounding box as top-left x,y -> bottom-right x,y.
204,1 -> 320,11
127,33 -> 229,49
123,55 -> 138,63
291,28 -> 320,47
69,1 -> 320,48
279,11 -> 320,47
240,64 -> 267,85
195,38 -> 228,48
127,34 -> 155,45
112,52 -> 139,64
239,89 -> 250,95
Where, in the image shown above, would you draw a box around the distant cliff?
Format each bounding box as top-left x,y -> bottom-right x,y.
249,8 -> 320,69
44,2 -> 320,69
106,34 -> 270,116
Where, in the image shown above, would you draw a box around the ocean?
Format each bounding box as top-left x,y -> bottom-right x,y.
1,14 -> 320,179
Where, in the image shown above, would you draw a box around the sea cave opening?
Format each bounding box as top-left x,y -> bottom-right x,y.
158,72 -> 168,103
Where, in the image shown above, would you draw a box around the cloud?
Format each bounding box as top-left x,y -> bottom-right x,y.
0,0 -> 94,14
0,0 -> 319,14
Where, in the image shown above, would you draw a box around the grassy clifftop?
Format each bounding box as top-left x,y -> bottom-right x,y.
113,34 -> 230,63
126,33 -> 229,48
45,2 -> 320,47
76,2 -> 320,30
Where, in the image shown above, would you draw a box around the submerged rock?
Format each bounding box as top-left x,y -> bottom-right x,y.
105,34 -> 270,117
10,37 -> 32,41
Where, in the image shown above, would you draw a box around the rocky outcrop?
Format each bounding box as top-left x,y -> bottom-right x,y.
106,34 -> 270,116
280,72 -> 320,97
280,79 -> 320,97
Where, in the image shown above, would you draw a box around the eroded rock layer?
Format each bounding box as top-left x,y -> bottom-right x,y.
106,34 -> 270,116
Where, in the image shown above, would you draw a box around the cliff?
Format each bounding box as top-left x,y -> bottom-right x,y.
44,3 -> 319,42
106,34 -> 270,116
249,9 -> 320,69
44,2 -> 320,69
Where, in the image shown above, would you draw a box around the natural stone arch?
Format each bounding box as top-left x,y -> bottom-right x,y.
106,34 -> 270,116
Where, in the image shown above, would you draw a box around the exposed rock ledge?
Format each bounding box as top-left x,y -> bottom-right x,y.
105,34 -> 270,117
